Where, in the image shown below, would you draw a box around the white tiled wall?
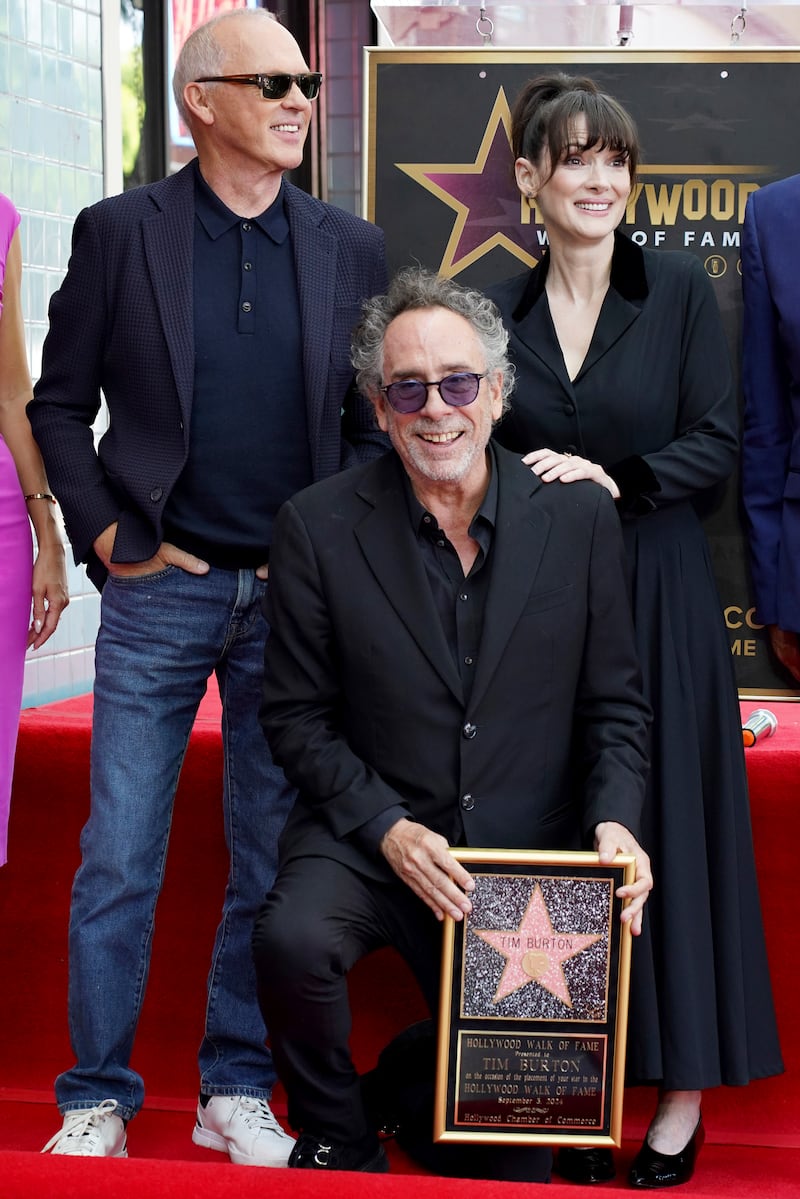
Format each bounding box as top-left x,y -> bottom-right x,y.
2,0 -> 106,706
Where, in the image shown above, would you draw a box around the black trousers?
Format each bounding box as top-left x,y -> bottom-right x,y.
252,854 -> 552,1182
252,856 -> 441,1144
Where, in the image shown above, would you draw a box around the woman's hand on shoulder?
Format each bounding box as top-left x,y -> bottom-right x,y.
522,447 -> 620,500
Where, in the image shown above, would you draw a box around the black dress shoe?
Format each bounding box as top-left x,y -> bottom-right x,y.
289,1132 -> 389,1172
556,1146 -> 616,1183
629,1117 -> 704,1188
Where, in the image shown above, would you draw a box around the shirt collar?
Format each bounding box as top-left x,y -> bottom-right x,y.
403,442 -> 499,539
193,159 -> 290,244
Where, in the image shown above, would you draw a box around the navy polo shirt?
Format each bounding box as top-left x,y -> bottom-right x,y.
162,162 -> 312,568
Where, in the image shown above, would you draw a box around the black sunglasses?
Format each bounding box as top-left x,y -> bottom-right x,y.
194,72 -> 323,101
380,372 -> 486,414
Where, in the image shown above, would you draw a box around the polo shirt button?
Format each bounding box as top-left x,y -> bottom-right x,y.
150,486 -> 163,502
241,301 -> 252,313
242,221 -> 251,231
462,722 -> 477,739
461,793 -> 475,811
243,261 -> 253,271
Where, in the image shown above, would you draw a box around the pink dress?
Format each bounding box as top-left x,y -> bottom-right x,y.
0,194 -> 33,865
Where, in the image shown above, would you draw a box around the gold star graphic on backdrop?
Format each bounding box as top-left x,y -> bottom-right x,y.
396,88 -> 542,277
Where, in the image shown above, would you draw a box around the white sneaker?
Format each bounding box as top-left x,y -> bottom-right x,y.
41,1099 -> 128,1157
192,1095 -> 295,1166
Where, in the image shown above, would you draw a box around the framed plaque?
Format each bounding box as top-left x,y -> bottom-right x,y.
434,849 -> 634,1147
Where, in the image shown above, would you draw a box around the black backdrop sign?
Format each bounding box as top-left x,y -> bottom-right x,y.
365,48 -> 800,697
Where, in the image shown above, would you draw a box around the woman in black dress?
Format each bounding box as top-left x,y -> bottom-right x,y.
487,74 -> 782,1188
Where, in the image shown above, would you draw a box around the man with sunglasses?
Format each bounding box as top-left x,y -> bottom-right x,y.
252,268 -> 653,1175
30,6 -> 386,1164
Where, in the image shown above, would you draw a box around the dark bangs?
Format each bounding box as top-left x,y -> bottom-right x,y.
517,83 -> 640,185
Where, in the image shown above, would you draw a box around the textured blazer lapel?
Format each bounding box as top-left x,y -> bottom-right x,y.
469,450 -> 552,709
285,184 -> 337,466
354,458 -> 464,702
142,166 -> 196,426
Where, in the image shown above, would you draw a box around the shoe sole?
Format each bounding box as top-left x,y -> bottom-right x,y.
192,1123 -> 290,1167
50,1145 -> 128,1158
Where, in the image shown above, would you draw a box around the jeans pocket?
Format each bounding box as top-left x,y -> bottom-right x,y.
107,564 -> 178,585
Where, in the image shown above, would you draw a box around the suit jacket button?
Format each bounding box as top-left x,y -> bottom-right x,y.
150,486 -> 163,502
462,722 -> 477,739
461,793 -> 475,811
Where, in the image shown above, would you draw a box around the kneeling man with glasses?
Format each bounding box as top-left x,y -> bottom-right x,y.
253,267 -> 653,1177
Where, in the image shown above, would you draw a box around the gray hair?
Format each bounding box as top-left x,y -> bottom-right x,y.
172,7 -> 279,124
352,267 -> 515,413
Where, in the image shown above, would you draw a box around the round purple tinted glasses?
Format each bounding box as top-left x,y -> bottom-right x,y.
380,372 -> 485,414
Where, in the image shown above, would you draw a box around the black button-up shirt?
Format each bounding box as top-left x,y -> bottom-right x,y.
356,447 -> 498,853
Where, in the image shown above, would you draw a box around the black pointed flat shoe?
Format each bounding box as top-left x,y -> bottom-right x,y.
629,1117 -> 704,1188
556,1146 -> 616,1183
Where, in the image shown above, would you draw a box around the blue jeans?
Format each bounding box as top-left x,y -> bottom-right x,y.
56,566 -> 294,1120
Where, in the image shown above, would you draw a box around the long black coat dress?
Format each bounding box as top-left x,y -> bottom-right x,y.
487,232 -> 783,1090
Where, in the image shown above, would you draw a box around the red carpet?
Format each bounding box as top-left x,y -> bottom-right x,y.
0,686 -> 797,1195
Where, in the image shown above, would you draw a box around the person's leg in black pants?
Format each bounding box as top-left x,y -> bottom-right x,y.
251,856 -> 440,1158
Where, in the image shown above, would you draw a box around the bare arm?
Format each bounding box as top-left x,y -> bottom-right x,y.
0,230 -> 68,647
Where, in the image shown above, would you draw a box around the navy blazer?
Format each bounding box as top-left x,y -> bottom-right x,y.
29,163 -> 388,589
261,446 -> 650,881
741,174 -> 800,632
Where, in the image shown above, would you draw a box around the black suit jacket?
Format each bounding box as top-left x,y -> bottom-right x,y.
28,163 -> 388,589
261,447 -> 650,881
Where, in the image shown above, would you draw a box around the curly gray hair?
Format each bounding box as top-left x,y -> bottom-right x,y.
351,267 -> 515,414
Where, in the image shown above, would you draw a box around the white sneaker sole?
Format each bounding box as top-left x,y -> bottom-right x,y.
51,1143 -> 128,1158
192,1122 -> 288,1167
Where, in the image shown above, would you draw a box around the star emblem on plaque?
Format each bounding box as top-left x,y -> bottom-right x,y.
463,872 -> 611,1021
474,883 -> 604,1008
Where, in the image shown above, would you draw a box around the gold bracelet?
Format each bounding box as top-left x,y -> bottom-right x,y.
24,492 -> 57,504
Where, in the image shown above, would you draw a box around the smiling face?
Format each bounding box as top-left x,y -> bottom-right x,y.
373,307 -> 504,496
516,115 -> 631,247
191,15 -> 313,181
